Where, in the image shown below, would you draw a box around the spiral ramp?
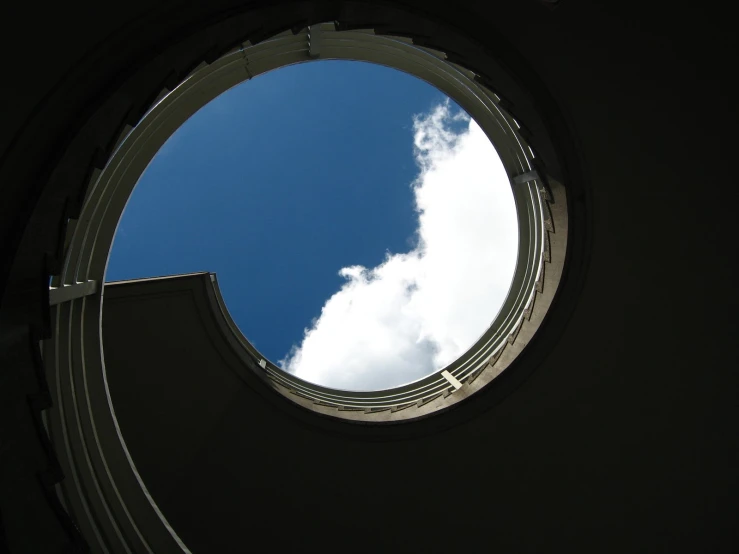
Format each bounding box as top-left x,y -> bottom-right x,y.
0,2 -> 736,553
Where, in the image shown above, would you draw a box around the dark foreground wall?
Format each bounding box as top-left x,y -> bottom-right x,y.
102,272 -> 737,553
1,1 -> 737,552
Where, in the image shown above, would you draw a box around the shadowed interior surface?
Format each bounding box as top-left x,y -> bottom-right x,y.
0,2 -> 737,553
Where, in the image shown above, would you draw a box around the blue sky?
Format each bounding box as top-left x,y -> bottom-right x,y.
107,60 -> 518,390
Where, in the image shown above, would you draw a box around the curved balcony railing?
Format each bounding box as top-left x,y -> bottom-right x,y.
42,19 -> 568,554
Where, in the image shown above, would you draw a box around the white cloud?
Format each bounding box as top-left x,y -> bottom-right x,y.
279,101 -> 518,391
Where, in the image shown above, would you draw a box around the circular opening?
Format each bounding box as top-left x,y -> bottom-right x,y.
57,23 -> 558,419
106,60 -> 518,391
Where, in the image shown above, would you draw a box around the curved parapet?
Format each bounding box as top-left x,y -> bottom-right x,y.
52,23 -> 567,421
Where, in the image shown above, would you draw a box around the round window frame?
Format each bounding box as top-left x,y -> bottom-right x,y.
54,23 -> 563,423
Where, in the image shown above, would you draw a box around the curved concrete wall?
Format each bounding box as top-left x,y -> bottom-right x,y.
1,1 -> 737,552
